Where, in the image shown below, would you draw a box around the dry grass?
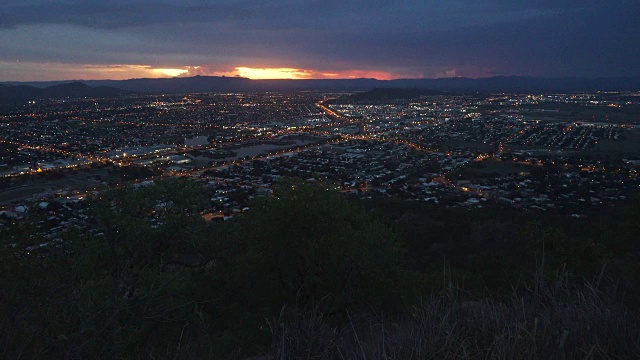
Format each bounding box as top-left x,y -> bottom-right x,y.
268,270 -> 640,360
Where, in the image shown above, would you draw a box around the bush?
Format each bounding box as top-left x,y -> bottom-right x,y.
1,179 -> 639,358
270,271 -> 640,359
205,179 -> 403,352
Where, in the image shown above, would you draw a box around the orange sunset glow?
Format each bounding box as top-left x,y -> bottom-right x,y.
223,67 -> 400,80
234,67 -> 313,79
233,67 -> 401,80
153,68 -> 189,77
0,62 -> 404,81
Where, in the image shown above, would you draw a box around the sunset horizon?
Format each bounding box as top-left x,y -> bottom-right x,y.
7,64 -> 639,83
0,63 -> 432,82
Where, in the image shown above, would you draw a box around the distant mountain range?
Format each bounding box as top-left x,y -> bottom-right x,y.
2,75 -> 640,104
0,82 -> 131,105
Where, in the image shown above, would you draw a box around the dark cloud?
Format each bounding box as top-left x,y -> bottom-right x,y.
0,0 -> 638,79
0,0 -> 609,30
0,1 -> 252,29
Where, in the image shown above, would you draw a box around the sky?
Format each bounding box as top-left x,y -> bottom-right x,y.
0,0 -> 638,81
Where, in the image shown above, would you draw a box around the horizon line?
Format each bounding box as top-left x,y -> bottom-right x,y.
3,74 -> 640,84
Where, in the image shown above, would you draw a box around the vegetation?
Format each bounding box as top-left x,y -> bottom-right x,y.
1,178 -> 639,359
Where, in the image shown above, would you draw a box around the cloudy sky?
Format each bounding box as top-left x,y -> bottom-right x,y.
1,0 -> 638,81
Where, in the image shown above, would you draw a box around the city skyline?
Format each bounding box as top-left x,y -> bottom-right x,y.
1,0 -> 639,81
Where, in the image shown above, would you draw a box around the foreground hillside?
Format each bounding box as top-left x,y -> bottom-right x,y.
1,179 -> 639,359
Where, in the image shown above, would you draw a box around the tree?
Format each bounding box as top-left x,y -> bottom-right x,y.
228,179 -> 402,319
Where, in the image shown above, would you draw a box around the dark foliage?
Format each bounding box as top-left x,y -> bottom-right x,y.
1,179 -> 639,359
